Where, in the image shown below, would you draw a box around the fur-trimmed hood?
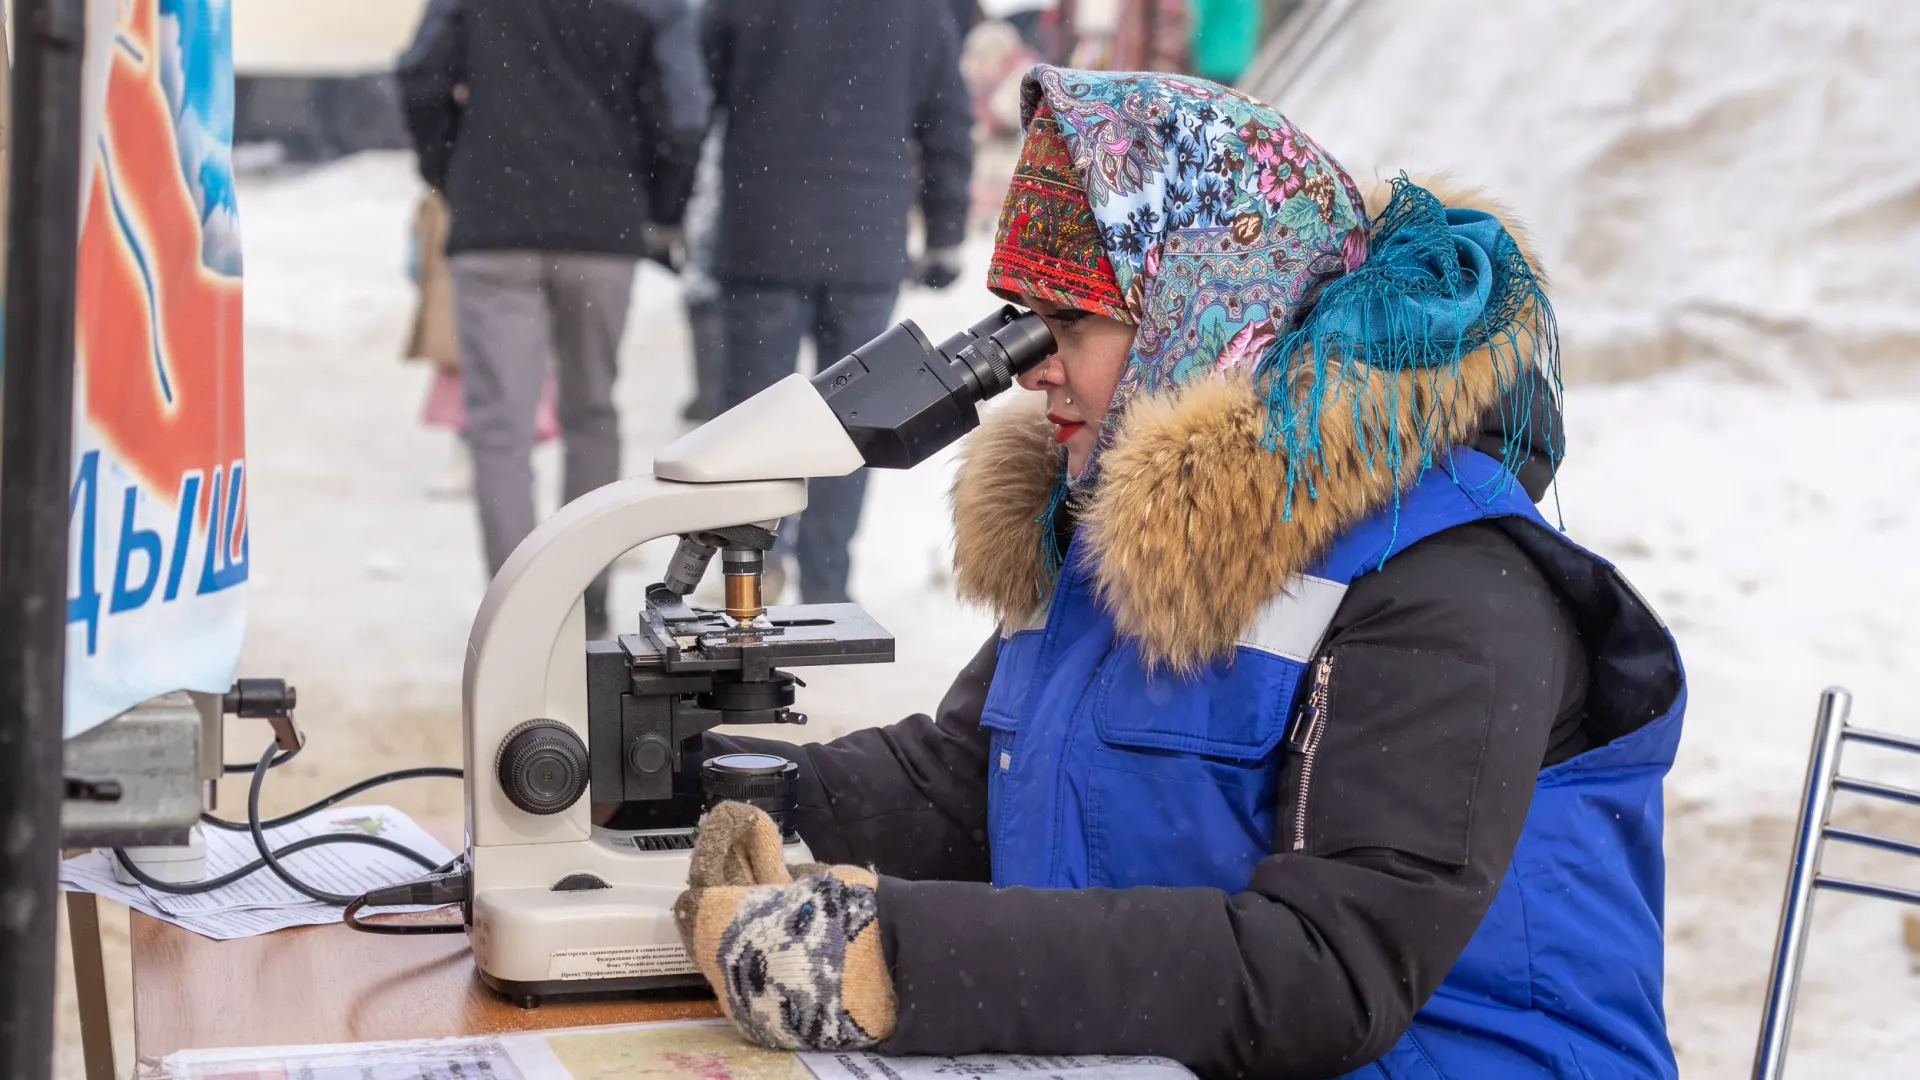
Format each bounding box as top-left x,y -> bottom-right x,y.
951,177 -> 1550,673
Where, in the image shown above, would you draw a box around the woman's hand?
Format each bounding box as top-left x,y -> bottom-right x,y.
673,802 -> 898,1050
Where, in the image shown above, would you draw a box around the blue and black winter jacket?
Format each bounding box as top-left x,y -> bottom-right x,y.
713,293 -> 1682,1079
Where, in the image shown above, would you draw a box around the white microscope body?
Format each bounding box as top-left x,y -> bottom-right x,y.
462,376 -> 857,1004
459,307 -> 1053,1006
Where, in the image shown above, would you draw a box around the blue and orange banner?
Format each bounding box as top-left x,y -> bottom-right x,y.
67,0 -> 246,735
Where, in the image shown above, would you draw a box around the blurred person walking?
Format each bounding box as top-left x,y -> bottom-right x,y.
402,189 -> 563,498
678,0 -> 728,424
1110,0 -> 1190,70
981,0 -> 1059,58
398,0 -> 709,637
678,118 -> 728,423
1189,0 -> 1262,84
947,0 -> 981,40
702,0 -> 973,605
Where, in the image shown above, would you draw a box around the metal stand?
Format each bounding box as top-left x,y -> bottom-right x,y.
1753,688 -> 1920,1079
0,0 -> 88,1075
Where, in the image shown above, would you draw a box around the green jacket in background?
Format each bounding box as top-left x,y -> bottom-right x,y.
1189,0 -> 1262,84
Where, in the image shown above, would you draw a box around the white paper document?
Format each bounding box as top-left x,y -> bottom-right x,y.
799,1052 -> 1195,1079
59,803 -> 456,940
152,1035 -> 523,1080
148,1022 -> 1198,1080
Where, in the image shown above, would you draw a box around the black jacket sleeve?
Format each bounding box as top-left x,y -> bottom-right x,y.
631,0 -> 713,226
876,522 -> 1588,1079
396,0 -> 466,192
912,2 -> 975,251
703,632 -> 998,882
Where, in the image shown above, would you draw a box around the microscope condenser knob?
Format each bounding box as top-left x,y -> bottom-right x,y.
701,753 -> 801,839
701,753 -> 799,802
496,719 -> 590,816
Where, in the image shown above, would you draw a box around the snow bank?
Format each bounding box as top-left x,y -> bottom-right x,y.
1251,0 -> 1920,387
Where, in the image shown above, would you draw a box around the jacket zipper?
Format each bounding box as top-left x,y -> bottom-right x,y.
1289,655 -> 1334,853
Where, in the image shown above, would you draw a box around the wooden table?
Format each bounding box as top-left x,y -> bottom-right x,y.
131,912 -> 721,1059
128,823 -> 721,1061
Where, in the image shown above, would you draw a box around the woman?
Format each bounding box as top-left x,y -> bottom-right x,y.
677,67 -> 1683,1080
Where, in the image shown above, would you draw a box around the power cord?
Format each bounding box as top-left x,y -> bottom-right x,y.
112,833 -> 442,896
203,763 -> 463,834
342,869 -> 471,935
223,736 -> 303,774
112,736 -> 469,933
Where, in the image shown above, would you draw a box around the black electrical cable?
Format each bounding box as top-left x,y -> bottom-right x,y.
115,738 -> 463,908
343,865 -> 470,935
235,741 -> 434,905
201,764 -> 463,832
222,734 -> 303,774
113,833 -> 440,895
342,893 -> 465,936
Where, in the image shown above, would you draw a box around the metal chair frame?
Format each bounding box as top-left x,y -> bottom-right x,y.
1753,687 -> 1920,1079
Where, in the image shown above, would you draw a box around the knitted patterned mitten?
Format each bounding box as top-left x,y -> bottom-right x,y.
673,802 -> 897,1050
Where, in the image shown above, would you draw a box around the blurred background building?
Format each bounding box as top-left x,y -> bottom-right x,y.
230,0 -> 420,161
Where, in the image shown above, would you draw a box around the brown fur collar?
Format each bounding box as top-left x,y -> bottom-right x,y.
950,177 -> 1546,672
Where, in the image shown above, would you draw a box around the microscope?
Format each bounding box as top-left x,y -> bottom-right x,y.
462,306 -> 1054,1006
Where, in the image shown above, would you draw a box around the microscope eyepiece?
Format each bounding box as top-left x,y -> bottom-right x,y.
810,305 -> 1056,470
947,308 -> 1057,400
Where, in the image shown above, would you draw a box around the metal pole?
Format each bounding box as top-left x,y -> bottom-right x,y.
1752,686 -> 1853,1080
0,0 -> 88,1074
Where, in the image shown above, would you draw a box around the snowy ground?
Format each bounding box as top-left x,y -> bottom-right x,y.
53,152 -> 1920,1078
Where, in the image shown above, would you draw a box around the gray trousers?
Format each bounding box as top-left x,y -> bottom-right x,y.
450,251 -> 636,631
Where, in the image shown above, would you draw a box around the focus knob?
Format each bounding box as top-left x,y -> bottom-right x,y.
628,733 -> 671,776
496,720 -> 589,815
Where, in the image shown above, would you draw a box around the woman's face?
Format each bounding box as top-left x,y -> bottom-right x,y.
1014,297 -> 1136,477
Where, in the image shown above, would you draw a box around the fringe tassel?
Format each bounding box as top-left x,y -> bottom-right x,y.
1255,176 -> 1563,553
1034,467 -> 1071,599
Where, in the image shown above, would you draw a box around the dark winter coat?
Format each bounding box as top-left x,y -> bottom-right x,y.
712,512 -> 1604,1075
396,0 -> 711,258
699,0 -> 974,286
945,0 -> 978,39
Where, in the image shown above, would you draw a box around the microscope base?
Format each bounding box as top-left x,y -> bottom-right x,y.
477,968 -> 710,1010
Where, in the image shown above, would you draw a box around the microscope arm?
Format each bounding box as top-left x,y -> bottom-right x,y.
464,373 -> 864,852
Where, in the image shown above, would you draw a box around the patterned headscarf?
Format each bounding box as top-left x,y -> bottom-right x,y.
987,101 -> 1132,324
991,67 -> 1369,486
988,68 -> 1560,587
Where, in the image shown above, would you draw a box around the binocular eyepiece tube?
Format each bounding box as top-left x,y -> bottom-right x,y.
656,308 -> 1055,603
810,305 -> 1056,471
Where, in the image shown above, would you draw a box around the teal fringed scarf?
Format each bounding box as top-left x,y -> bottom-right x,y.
1256,176 -> 1562,516
1034,471 -> 1072,598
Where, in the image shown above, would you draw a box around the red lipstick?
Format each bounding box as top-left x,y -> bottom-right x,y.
1046,412 -> 1084,444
